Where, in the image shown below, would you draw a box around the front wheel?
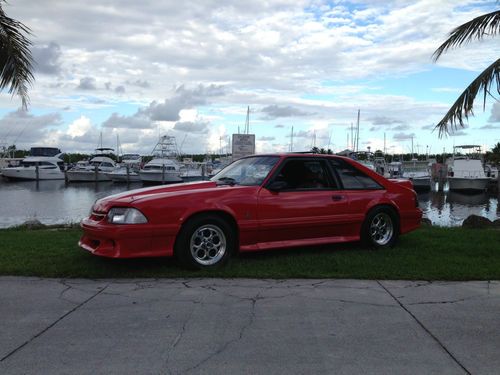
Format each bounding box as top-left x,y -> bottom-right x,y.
361,207 -> 399,248
175,215 -> 235,269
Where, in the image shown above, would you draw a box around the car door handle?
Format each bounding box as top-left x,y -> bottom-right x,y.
331,195 -> 344,201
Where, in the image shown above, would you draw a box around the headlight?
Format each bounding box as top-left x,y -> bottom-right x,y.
107,207 -> 148,224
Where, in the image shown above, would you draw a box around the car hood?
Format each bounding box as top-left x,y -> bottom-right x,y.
92,181 -> 218,212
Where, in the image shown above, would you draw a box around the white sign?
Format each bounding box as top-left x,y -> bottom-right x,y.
232,134 -> 255,161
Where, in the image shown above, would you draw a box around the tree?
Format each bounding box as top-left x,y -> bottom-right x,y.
0,1 -> 34,109
432,9 -> 500,137
493,141 -> 500,154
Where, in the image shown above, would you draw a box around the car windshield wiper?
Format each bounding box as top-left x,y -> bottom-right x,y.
216,177 -> 237,186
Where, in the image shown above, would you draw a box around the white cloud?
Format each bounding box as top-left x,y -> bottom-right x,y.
1,0 -> 497,154
67,116 -> 92,137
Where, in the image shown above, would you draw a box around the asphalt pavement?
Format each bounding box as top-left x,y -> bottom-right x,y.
1,277 -> 499,375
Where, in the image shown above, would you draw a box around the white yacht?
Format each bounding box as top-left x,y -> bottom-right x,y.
107,153 -> 142,183
447,145 -> 490,192
140,158 -> 183,183
66,148 -> 117,182
402,159 -> 431,191
1,147 -> 65,180
139,136 -> 183,183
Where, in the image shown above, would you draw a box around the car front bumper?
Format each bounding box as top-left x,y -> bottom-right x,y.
79,217 -> 178,258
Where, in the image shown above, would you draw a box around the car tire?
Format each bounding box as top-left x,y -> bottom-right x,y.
361,206 -> 399,248
175,214 -> 235,269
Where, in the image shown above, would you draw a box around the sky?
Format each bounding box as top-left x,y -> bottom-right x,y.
1,0 -> 499,156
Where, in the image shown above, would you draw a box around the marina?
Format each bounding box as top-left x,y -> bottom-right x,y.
0,178 -> 498,229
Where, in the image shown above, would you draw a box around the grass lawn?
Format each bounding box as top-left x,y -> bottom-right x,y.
0,226 -> 499,280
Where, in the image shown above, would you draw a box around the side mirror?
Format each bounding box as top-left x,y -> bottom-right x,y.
267,180 -> 288,192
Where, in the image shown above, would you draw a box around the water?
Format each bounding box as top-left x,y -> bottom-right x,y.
0,179 -> 499,228
0,179 -> 143,228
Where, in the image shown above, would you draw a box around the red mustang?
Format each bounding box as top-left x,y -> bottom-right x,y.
80,154 -> 422,268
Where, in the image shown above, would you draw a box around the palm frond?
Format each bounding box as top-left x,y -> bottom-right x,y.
434,58 -> 500,137
433,9 -> 500,61
0,3 -> 34,109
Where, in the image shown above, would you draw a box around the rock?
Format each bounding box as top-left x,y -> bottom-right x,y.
421,218 -> 432,226
462,215 -> 492,229
493,219 -> 500,229
22,219 -> 46,229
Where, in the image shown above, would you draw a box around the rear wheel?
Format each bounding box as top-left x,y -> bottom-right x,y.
175,215 -> 235,269
361,207 -> 399,248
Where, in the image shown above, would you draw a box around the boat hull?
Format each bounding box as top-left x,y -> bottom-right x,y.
409,177 -> 431,191
107,172 -> 142,183
448,177 -> 490,192
0,167 -> 65,180
66,170 -> 111,182
139,171 -> 182,183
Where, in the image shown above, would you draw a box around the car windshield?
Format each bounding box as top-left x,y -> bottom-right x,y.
211,156 -> 280,186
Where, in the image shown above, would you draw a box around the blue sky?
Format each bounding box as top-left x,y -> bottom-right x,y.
0,0 -> 499,155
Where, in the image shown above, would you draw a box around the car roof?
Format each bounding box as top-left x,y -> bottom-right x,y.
244,152 -> 348,160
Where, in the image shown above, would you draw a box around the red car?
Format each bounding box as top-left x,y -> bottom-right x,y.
80,153 -> 422,269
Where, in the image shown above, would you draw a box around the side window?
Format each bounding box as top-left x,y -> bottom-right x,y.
330,159 -> 383,190
275,159 -> 335,190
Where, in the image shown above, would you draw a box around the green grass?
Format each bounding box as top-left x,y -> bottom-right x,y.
0,226 -> 499,280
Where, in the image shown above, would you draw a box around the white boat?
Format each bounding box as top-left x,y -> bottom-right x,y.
484,163 -> 498,181
207,157 -> 231,177
66,148 -> 117,182
139,158 -> 182,183
107,153 -> 142,183
387,161 -> 403,178
402,159 -> 431,191
447,145 -> 490,192
354,152 -> 376,171
373,156 -> 387,176
107,166 -> 141,182
1,147 -> 65,180
178,158 -> 210,182
139,136 -> 182,183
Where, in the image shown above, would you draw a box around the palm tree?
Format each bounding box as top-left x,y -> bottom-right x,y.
0,1 -> 34,109
432,9 -> 500,137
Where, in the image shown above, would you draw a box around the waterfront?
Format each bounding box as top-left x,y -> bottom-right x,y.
0,178 -> 499,228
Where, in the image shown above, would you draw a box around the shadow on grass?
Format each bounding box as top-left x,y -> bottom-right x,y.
72,241 -> 369,279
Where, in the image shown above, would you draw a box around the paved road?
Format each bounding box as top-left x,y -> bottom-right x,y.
1,277 -> 499,374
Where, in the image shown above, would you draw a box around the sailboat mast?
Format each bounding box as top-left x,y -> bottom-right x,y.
244,106 -> 250,134
350,122 -> 353,150
356,109 -> 360,152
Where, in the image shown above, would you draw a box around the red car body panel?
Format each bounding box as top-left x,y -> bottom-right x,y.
79,154 -> 422,258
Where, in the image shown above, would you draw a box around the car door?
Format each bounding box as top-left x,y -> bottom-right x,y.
257,157 -> 352,247
328,158 -> 386,236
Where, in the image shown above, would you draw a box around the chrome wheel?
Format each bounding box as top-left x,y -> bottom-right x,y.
369,212 -> 394,246
190,224 -> 227,266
